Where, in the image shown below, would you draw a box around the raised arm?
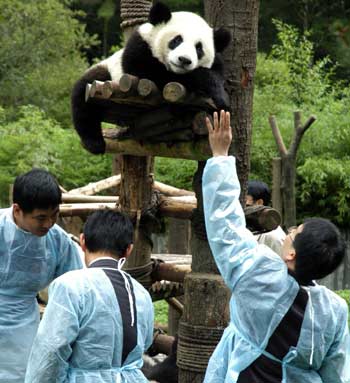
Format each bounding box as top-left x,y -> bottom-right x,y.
203,111 -> 258,289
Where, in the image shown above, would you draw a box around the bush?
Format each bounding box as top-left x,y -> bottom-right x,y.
0,105 -> 112,207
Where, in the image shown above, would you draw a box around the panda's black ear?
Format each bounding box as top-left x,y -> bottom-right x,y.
149,2 -> 172,25
214,28 -> 231,53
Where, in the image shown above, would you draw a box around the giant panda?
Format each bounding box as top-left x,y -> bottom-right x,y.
72,1 -> 231,154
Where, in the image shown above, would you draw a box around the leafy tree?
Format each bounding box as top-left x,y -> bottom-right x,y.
0,0 -> 97,127
0,105 -> 112,207
251,22 -> 350,226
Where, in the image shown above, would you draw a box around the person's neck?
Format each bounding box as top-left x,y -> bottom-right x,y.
85,251 -> 119,267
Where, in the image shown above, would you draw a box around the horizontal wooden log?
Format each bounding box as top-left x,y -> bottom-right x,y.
163,82 -> 187,103
68,175 -> 121,195
62,194 -> 118,203
60,202 -> 118,217
153,262 -> 191,283
59,195 -> 197,219
159,195 -> 196,219
119,74 -> 140,96
138,78 -> 161,99
154,181 -> 194,197
103,130 -> 211,160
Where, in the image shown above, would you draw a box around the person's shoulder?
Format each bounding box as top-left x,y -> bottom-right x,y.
129,275 -> 152,300
52,268 -> 87,290
313,284 -> 348,313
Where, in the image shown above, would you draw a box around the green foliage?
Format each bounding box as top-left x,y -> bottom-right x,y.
155,158 -> 197,191
252,22 -> 350,225
0,0 -> 97,127
154,300 -> 168,326
271,20 -> 334,107
0,105 -> 112,207
335,290 -> 350,325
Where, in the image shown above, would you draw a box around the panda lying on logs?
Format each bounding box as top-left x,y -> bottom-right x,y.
71,1 -> 231,154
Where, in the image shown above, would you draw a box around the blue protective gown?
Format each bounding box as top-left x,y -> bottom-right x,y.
24,259 -> 154,383
202,156 -> 350,383
0,207 -> 83,383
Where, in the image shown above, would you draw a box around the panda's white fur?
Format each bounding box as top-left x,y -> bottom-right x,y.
71,2 -> 230,154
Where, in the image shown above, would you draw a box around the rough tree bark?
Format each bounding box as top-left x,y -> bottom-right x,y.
178,1 -> 260,382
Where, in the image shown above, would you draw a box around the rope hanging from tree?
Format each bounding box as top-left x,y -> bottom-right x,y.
120,0 -> 151,30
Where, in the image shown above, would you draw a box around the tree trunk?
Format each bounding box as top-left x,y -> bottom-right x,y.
178,2 -> 260,382
205,0 -> 259,202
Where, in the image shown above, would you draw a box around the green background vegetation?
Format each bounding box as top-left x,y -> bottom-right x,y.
0,0 -> 349,338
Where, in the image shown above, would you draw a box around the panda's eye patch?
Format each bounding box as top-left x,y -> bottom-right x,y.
196,42 -> 204,59
168,35 -> 183,50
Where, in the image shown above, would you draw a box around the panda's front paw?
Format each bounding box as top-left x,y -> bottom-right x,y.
213,90 -> 230,110
81,138 -> 106,155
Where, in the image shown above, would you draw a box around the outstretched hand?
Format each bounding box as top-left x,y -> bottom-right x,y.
206,110 -> 232,157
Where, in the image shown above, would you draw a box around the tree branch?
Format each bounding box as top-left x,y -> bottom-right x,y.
269,115 -> 288,156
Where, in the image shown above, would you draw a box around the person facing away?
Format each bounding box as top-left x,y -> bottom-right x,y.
0,168 -> 83,383
202,111 -> 350,383
246,180 -> 286,256
25,210 -> 154,383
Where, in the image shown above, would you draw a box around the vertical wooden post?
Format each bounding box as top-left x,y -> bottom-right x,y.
119,1 -> 153,279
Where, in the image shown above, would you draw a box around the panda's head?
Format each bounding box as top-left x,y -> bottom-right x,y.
138,2 -> 231,74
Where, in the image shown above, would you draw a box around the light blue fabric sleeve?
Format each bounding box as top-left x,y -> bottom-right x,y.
52,226 -> 84,278
25,278 -> 80,383
318,301 -> 350,383
202,156 -> 258,289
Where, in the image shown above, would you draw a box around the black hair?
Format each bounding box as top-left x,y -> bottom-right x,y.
83,210 -> 134,258
247,180 -> 271,205
293,218 -> 346,285
13,169 -> 61,213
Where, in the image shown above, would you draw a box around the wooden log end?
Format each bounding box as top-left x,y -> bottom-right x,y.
119,73 -> 139,94
163,82 -> 187,103
85,83 -> 92,102
192,112 -> 209,136
138,78 -> 160,98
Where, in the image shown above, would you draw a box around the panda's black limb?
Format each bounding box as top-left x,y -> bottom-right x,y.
71,65 -> 112,154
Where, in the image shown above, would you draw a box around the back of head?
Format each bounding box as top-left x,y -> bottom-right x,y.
13,169 -> 61,213
247,180 -> 271,206
83,210 -> 134,258
294,218 -> 346,285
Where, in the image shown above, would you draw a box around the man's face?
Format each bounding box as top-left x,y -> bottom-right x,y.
246,194 -> 264,207
13,204 -> 59,237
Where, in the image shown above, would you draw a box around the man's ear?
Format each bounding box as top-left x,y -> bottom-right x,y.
12,203 -> 22,219
256,198 -> 264,206
285,249 -> 296,262
149,2 -> 171,25
214,27 -> 231,53
79,233 -> 86,252
124,244 -> 134,258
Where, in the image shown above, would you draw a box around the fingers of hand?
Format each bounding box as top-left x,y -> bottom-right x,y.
213,111 -> 219,131
205,117 -> 213,133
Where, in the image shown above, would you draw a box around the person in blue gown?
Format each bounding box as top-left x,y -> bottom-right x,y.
25,209 -> 154,383
202,111 -> 350,383
0,169 -> 83,382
